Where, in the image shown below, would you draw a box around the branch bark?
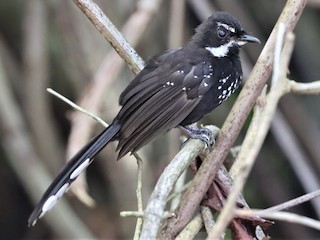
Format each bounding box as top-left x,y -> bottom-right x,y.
161,0 -> 308,238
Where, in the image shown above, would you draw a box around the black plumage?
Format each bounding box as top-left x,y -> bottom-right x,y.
28,11 -> 259,227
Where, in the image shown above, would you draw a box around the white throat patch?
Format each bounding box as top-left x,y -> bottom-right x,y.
205,41 -> 234,58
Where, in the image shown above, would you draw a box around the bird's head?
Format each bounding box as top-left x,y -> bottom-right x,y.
191,12 -> 260,58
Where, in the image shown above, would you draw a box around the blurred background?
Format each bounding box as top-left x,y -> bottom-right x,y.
0,0 -> 320,239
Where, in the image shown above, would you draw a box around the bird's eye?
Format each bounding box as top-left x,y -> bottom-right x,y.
217,28 -> 227,38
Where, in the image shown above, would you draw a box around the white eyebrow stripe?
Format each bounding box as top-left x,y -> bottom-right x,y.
217,22 -> 236,33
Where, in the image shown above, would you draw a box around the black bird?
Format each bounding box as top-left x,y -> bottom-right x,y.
28,12 -> 259,227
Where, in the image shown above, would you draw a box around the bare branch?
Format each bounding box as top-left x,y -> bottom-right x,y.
47,88 -> 108,128
207,29 -> 296,240
162,1 -> 308,237
289,80 -> 320,94
201,206 -> 216,233
175,213 -> 203,240
140,126 -> 220,239
72,0 -> 145,73
235,209 -> 320,231
133,155 -> 144,240
261,189 -> 320,213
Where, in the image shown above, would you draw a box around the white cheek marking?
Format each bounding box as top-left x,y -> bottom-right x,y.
42,195 -> 58,212
70,158 -> 91,180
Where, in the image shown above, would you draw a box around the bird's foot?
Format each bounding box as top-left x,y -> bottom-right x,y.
179,124 -> 215,149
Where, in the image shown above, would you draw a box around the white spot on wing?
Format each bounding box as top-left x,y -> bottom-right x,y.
55,183 -> 70,199
42,195 -> 58,212
39,211 -> 45,219
70,158 -> 91,180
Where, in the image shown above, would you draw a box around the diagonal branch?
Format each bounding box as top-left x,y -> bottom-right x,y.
208,30 -> 295,239
161,0 -> 308,238
72,0 -> 145,74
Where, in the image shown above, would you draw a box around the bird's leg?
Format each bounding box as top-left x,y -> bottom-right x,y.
179,123 -> 215,148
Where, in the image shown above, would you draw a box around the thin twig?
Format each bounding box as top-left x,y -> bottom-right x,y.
120,211 -> 175,218
235,209 -> 320,231
47,88 -> 108,128
48,88 -> 148,236
133,154 -> 144,240
288,80 -> 320,94
120,211 -> 144,218
47,88 -> 145,209
261,189 -> 320,213
228,85 -> 267,180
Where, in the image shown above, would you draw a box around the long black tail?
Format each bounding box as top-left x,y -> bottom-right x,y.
28,122 -> 121,227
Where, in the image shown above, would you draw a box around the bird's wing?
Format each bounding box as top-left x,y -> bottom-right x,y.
116,49 -> 214,158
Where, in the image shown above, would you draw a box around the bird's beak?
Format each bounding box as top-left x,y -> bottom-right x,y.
239,33 -> 260,44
